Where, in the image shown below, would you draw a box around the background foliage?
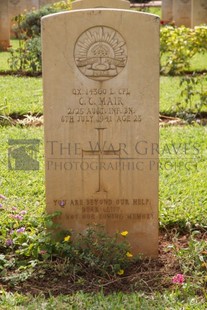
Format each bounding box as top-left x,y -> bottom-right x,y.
9,1 -> 72,73
0,3 -> 207,307
5,3 -> 207,76
160,26 -> 207,75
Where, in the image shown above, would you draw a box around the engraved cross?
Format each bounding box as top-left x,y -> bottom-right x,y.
82,128 -> 121,193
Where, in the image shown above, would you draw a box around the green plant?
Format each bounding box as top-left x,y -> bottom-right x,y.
8,37 -> 41,73
12,6 -> 67,40
176,73 -> 207,119
12,1 -> 72,39
175,232 -> 207,275
160,26 -> 194,75
52,0 -> 72,10
70,226 -> 135,276
0,100 -> 12,125
8,2 -> 72,74
172,231 -> 207,298
160,25 -> 207,75
0,193 -> 135,285
0,76 -> 43,116
7,12 -> 207,75
0,125 -> 207,304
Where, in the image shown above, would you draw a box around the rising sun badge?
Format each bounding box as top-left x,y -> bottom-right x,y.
74,26 -> 127,81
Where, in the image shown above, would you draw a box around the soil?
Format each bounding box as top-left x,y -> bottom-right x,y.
0,233 -> 189,296
1,113 -> 206,128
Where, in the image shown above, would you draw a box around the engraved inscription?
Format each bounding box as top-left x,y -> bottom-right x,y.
54,198 -> 152,208
63,213 -> 154,221
60,87 -> 142,124
74,26 -> 127,81
53,198 -> 153,221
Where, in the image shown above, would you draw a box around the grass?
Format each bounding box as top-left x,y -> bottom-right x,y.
160,76 -> 181,114
1,45 -> 207,74
0,125 -> 206,230
0,37 -> 207,117
0,126 -> 44,208
0,132 -> 206,310
0,40 -> 19,71
160,125 -> 207,228
0,126 -> 206,309
1,290 -> 207,309
0,52 -> 10,72
190,52 -> 207,72
0,9 -> 207,307
0,74 -> 206,117
160,52 -> 207,74
160,75 -> 207,115
0,127 -> 206,302
0,76 -> 42,116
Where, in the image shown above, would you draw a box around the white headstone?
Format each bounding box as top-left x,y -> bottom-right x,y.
173,0 -> 191,27
39,0 -> 59,7
72,0 -> 130,9
0,0 -> 10,50
42,0 -> 160,256
162,0 -> 173,23
9,0 -> 61,36
191,0 -> 207,27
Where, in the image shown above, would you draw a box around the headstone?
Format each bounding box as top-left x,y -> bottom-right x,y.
9,0 -> 22,22
9,0 -> 39,37
72,0 -> 130,9
173,0 -> 191,27
162,0 -> 173,23
9,0 -> 39,17
39,0 -> 59,7
2,0 -> 70,41
191,0 -> 207,27
42,0 -> 160,256
9,0 -> 58,20
27,0 -> 39,10
0,0 -> 10,50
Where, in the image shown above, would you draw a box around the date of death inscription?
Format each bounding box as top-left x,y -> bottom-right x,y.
60,88 -> 142,124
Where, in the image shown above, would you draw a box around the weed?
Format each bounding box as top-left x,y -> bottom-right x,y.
176,74 -> 207,120
0,197 -> 136,285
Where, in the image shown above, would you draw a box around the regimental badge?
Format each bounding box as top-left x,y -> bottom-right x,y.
74,26 -> 127,81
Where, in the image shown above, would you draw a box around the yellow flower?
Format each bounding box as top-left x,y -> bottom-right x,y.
120,231 -> 128,237
126,252 -> 133,258
64,235 -> 71,242
117,269 -> 124,275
